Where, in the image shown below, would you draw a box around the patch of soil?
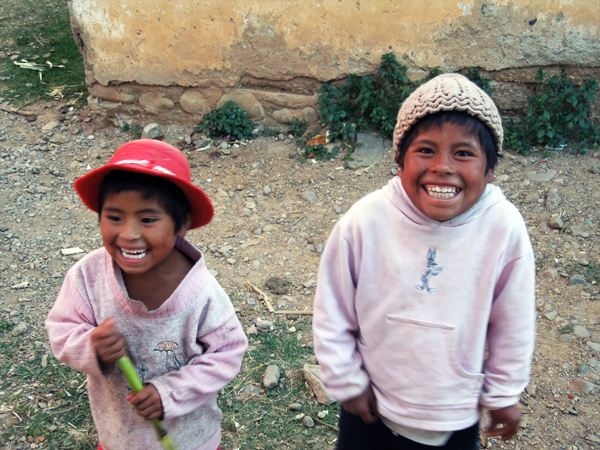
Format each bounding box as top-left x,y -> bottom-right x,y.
1,101 -> 600,448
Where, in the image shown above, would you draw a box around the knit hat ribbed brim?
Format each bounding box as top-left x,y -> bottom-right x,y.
393,73 -> 503,163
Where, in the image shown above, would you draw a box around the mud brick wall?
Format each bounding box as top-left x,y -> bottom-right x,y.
69,0 -> 600,125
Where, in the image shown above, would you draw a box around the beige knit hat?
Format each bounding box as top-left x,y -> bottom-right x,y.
393,73 -> 503,164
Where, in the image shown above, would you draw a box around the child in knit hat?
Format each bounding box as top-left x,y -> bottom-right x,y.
46,140 -> 247,450
313,73 -> 535,449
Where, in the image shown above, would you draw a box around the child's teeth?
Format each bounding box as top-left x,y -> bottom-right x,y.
121,249 -> 147,259
426,186 -> 459,199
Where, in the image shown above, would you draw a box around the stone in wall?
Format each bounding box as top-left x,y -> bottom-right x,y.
217,91 -> 265,119
180,90 -> 210,115
300,107 -> 319,124
88,84 -> 136,104
272,108 -> 293,124
139,92 -> 175,114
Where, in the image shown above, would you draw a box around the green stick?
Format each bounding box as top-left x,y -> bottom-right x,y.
116,356 -> 177,450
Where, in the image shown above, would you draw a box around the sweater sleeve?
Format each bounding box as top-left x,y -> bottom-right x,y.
45,269 -> 104,378
149,314 -> 247,419
313,224 -> 370,403
480,251 -> 536,409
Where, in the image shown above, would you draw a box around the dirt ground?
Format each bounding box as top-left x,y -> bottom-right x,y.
1,101 -> 600,449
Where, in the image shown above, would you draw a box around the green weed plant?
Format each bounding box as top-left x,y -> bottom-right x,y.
504,69 -> 600,154
195,101 -> 254,141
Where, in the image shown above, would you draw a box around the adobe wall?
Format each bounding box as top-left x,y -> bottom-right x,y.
69,0 -> 600,125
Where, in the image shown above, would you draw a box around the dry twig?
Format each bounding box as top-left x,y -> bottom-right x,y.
245,283 -> 275,313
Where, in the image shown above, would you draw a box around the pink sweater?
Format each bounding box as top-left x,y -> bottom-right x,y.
46,238 -> 247,450
313,178 -> 535,432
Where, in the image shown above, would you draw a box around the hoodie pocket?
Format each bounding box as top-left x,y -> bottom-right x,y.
363,315 -> 484,410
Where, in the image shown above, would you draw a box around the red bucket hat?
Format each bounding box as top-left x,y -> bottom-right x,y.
74,139 -> 214,229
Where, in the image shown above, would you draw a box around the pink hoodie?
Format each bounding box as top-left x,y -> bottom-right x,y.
313,177 -> 535,431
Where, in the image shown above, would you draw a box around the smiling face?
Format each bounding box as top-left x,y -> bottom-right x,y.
100,190 -> 190,277
398,122 -> 494,222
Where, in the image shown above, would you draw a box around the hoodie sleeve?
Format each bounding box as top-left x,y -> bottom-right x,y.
149,314 -> 248,419
45,269 -> 105,379
480,249 -> 536,410
313,223 -> 371,402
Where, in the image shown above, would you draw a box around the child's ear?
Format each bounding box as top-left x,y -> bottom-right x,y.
485,169 -> 495,183
176,215 -> 193,238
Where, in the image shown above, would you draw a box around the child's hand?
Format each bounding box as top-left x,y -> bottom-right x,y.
126,384 -> 164,420
341,385 -> 378,424
485,405 -> 521,440
90,318 -> 126,368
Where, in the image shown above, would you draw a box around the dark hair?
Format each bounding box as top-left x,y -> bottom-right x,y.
98,170 -> 191,233
397,111 -> 499,174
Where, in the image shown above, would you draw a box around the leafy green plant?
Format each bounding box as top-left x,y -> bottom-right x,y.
195,101 -> 254,140
121,123 -> 143,140
504,69 -> 600,154
318,53 -> 414,141
290,118 -> 308,137
465,67 -> 492,96
264,126 -> 282,137
302,144 -> 338,161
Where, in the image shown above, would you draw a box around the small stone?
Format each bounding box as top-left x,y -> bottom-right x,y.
264,225 -> 275,232
526,383 -> 537,397
264,185 -> 272,195
256,319 -> 273,330
587,342 -> 600,352
544,311 -> 558,320
545,188 -> 560,208
302,191 -> 317,202
42,121 -> 59,132
262,365 -> 281,389
242,384 -> 261,396
317,243 -> 324,253
317,410 -> 329,419
524,192 -> 539,203
303,364 -> 336,404
287,237 -> 297,245
247,298 -> 257,306
561,335 -> 577,343
578,365 -> 591,375
288,402 -> 303,411
593,165 -> 600,175
571,379 -> 596,395
11,322 -> 28,336
246,325 -> 258,335
574,325 -> 591,339
220,141 -> 229,150
549,214 -> 564,229
543,268 -> 558,280
141,123 -> 162,140
570,275 -> 587,286
302,416 -> 315,428
254,228 -> 263,235
571,226 -> 589,238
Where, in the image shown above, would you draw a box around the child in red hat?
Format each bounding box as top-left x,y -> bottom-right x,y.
46,140 -> 247,450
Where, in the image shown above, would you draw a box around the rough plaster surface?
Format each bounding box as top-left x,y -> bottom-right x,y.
69,0 -> 600,122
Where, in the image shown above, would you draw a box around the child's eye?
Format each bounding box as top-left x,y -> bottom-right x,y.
417,147 -> 434,154
141,217 -> 158,224
106,215 -> 121,222
455,150 -> 473,157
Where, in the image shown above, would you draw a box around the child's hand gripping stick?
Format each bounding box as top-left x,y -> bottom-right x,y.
116,356 -> 177,450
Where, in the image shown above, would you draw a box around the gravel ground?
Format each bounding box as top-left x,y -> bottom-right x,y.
1,101 -> 600,449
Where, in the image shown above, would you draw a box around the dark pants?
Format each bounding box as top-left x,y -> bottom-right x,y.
336,408 -> 479,450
